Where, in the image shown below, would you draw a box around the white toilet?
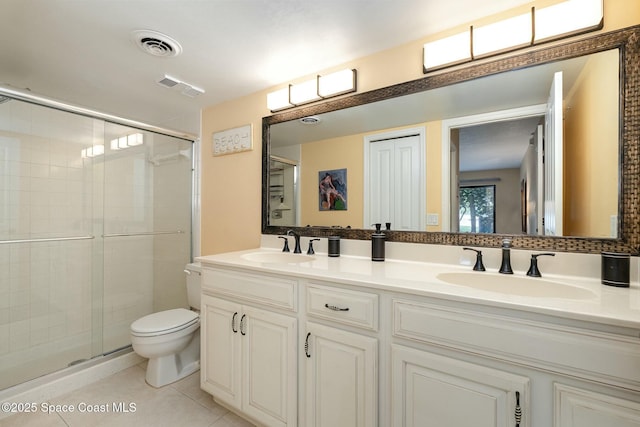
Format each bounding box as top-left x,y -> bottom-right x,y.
130,262 -> 202,388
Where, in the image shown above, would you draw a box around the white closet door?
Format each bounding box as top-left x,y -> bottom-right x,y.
367,131 -> 425,230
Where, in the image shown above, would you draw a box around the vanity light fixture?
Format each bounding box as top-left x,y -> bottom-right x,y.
423,0 -> 603,73
289,78 -> 322,105
472,12 -> 532,58
267,69 -> 357,112
318,68 -> 357,97
423,31 -> 471,71
534,0 -> 604,43
267,87 -> 293,111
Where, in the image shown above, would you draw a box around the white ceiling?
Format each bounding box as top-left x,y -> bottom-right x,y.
0,0 -> 533,135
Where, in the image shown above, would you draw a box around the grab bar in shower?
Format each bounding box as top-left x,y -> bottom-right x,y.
0,235 -> 95,244
102,230 -> 184,238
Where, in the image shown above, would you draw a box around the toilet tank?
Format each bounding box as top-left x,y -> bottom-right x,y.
184,262 -> 202,310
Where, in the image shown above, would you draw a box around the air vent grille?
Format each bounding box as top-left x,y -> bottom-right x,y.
157,75 -> 181,88
132,30 -> 182,58
140,37 -> 175,57
299,116 -> 321,125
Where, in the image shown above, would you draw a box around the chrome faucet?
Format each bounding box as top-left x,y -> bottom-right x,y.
286,230 -> 302,253
499,238 -> 513,274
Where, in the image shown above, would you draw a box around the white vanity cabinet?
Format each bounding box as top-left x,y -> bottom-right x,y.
391,344 -> 529,427
200,268 -> 298,427
554,383 -> 640,427
198,251 -> 640,427
391,297 -> 640,427
303,283 -> 379,427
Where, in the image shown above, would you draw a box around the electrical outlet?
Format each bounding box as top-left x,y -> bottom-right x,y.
426,213 -> 439,226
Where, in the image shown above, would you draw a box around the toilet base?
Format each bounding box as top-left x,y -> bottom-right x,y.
144,329 -> 200,388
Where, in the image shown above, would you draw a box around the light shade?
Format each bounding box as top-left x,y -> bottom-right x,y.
535,0 -> 603,43
473,12 -> 532,57
318,69 -> 356,97
267,87 -> 293,111
267,69 -> 358,112
423,30 -> 471,72
289,78 -> 321,105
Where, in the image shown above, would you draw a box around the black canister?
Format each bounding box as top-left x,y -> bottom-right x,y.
601,252 -> 630,287
371,223 -> 385,262
328,236 -> 340,257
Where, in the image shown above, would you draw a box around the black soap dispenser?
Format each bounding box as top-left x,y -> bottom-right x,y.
371,223 -> 385,262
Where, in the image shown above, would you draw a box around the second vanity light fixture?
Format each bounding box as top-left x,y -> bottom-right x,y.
267,69 -> 357,112
423,0 -> 603,72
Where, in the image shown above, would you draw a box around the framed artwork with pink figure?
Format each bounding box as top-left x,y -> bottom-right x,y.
318,169 -> 347,211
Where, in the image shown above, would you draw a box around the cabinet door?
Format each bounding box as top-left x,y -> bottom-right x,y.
242,305 -> 297,427
555,383 -> 640,427
305,322 -> 378,427
200,295 -> 242,409
391,344 -> 529,427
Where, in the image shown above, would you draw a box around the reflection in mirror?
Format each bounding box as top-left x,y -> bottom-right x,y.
269,49 -> 619,239
268,156 -> 298,227
263,26 -> 640,255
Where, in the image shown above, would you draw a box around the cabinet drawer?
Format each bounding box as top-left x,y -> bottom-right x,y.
393,299 -> 640,389
306,283 -> 378,331
202,267 -> 297,312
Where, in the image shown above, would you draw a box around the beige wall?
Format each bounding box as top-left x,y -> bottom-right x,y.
298,122 -> 441,230
564,49 -> 619,237
200,0 -> 640,255
301,134 -> 364,228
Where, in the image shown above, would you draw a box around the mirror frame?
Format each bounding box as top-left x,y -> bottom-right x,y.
262,25 -> 640,255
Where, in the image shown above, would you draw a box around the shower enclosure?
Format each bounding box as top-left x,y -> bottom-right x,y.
0,94 -> 194,390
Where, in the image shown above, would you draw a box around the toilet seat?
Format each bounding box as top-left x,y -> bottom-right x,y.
131,308 -> 199,337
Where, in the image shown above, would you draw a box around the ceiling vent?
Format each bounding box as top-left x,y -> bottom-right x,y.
299,116 -> 321,125
132,30 -> 182,58
157,75 -> 181,88
181,85 -> 205,98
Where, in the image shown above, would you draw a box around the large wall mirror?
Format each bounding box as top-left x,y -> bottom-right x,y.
262,26 -> 640,255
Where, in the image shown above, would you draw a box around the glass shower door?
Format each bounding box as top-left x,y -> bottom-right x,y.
0,100 -> 104,389
0,98 -> 194,390
101,123 -> 192,352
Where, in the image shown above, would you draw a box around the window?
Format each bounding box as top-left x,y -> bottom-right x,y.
459,185 -> 496,233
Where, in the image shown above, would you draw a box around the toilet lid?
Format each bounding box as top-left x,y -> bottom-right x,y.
131,308 -> 199,336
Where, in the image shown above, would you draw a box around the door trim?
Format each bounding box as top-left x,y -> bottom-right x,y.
441,104 -> 547,231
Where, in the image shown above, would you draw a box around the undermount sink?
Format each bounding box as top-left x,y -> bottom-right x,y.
436,272 -> 597,299
241,251 -> 315,264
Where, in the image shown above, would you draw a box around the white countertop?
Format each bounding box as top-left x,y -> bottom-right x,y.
197,247 -> 640,331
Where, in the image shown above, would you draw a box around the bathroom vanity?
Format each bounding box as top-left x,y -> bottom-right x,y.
198,246 -> 640,427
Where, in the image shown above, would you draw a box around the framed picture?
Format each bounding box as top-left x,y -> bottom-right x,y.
318,168 -> 347,211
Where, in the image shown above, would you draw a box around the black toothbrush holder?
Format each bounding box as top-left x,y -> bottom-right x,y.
601,252 -> 630,287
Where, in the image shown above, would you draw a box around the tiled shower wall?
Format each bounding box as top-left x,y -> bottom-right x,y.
0,100 -> 192,390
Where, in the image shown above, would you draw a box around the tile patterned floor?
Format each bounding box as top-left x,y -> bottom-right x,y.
0,363 -> 255,427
